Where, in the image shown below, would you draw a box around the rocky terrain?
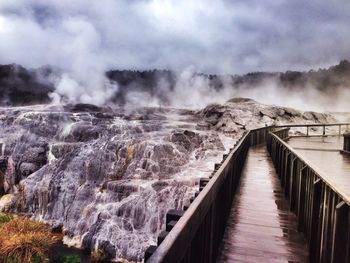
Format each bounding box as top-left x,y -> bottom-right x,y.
0,103 -> 228,261
0,97 -> 337,261
197,97 -> 336,134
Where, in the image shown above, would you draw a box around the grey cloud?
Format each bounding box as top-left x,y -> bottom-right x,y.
0,0 -> 349,105
1,0 -> 349,73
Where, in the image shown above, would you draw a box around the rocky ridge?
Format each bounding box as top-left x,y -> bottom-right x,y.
197,97 -> 335,134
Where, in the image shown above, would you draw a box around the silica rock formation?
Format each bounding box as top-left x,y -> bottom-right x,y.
0,104 -> 226,261
198,97 -> 335,135
0,98 -> 335,261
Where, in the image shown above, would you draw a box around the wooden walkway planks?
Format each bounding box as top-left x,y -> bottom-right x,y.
217,145 -> 309,263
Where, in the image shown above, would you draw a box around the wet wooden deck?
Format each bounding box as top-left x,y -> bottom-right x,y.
217,145 -> 309,263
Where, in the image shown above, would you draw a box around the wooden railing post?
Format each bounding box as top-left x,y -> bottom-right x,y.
283,152 -> 289,196
297,166 -> 307,232
310,179 -> 322,263
343,133 -> 350,153
289,156 -> 298,211
331,201 -> 349,263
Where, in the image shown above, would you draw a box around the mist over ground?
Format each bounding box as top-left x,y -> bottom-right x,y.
108,60 -> 350,112
1,61 -> 350,112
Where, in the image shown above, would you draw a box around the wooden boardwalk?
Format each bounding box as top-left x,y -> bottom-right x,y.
217,145 -> 309,263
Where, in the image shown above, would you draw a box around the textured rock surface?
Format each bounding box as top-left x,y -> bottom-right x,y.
197,97 -> 336,135
0,104 -> 227,261
0,98 -> 338,261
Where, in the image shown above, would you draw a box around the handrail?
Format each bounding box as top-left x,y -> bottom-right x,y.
275,122 -> 350,128
276,122 -> 350,137
269,132 -> 350,205
250,126 -> 273,145
267,131 -> 350,262
271,127 -> 290,140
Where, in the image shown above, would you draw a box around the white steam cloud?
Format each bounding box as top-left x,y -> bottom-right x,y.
0,0 -> 350,108
124,70 -> 350,112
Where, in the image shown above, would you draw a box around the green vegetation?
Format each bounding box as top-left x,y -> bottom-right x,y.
58,255 -> 81,263
0,212 -> 13,224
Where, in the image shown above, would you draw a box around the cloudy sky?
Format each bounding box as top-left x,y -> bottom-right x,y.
0,0 -> 350,75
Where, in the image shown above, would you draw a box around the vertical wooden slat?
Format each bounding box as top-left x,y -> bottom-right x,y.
306,172 -> 314,237
347,213 -> 350,263
326,192 -> 336,262
280,148 -> 287,184
298,166 -> 307,232
310,179 -> 322,262
290,157 -> 298,211
283,152 -> 290,190
320,187 -> 328,262
331,201 -> 349,263
208,203 -> 215,263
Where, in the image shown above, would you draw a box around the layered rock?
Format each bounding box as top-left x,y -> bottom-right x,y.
197,97 -> 336,134
0,104 -> 225,261
0,98 -> 339,261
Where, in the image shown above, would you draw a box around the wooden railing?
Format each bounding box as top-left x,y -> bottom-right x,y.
276,123 -> 350,137
250,126 -> 271,145
249,126 -> 289,146
271,127 -> 290,140
267,131 -> 350,263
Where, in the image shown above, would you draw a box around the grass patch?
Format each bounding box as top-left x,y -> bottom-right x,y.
0,217 -> 55,263
0,212 -> 13,224
58,255 -> 81,263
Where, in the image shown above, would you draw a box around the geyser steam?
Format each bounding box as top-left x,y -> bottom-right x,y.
1,0 -> 350,106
